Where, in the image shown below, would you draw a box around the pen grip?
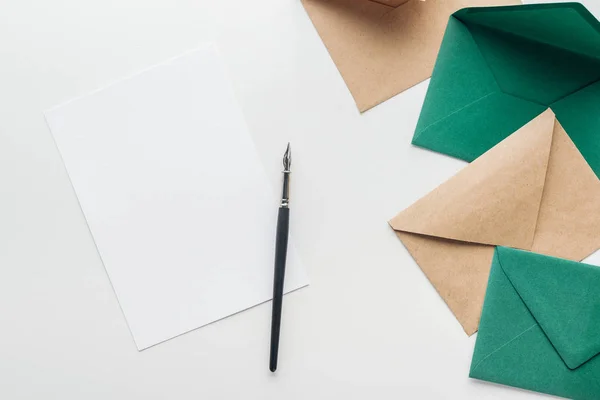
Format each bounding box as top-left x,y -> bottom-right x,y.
269,206 -> 290,372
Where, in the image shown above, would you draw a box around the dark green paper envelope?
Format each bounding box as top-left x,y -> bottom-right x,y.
412,3 -> 600,177
471,247 -> 600,399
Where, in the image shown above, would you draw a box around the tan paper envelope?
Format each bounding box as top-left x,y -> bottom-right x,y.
302,0 -> 520,112
389,109 -> 600,335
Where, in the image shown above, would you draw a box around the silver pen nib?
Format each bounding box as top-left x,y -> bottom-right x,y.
281,143 -> 291,207
283,143 -> 291,172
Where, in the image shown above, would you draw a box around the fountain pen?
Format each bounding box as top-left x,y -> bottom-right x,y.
269,143 -> 291,373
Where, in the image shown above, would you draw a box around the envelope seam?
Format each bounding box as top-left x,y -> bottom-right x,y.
471,323 -> 537,373
550,77 -> 600,107
413,92 -> 496,141
369,0 -> 395,11
463,23 -> 520,104
526,116 -> 555,250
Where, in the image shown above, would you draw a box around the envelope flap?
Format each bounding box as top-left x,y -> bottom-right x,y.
455,3 -> 600,60
530,117 -> 600,261
456,3 -> 600,107
391,109 -> 554,248
497,247 -> 600,369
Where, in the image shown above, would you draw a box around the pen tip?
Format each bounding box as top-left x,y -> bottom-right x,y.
283,143 -> 291,172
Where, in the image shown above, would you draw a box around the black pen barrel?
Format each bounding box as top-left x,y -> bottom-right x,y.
269,206 -> 290,372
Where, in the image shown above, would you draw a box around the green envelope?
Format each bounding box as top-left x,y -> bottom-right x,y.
412,3 -> 600,177
471,247 -> 600,399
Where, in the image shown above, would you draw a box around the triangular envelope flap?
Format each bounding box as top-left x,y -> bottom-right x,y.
497,247 -> 600,369
396,231 -> 494,335
391,109 -> 554,248
531,118 -> 600,261
452,3 -> 600,106
455,3 -> 600,60
464,19 -> 600,106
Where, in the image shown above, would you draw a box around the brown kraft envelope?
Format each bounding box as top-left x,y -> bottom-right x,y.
389,109 -> 600,335
302,0 -> 520,112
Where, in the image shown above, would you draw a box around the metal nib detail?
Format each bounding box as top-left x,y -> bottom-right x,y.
283,143 -> 291,173
281,143 -> 291,207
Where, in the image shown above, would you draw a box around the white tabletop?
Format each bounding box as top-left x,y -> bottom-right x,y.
1,0 -> 598,399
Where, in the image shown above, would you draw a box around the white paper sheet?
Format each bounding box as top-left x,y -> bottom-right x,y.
45,44 -> 309,350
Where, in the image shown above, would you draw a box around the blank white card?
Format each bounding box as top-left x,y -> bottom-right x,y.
45,45 -> 309,350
